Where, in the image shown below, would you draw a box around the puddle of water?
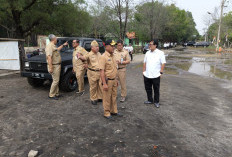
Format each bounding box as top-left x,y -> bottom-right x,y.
174,62 -> 192,71
167,56 -> 192,60
210,66 -> 232,80
135,54 -> 232,81
224,59 -> 232,65
164,67 -> 179,75
186,57 -> 232,81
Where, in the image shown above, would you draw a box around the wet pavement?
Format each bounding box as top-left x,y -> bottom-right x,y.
165,49 -> 232,82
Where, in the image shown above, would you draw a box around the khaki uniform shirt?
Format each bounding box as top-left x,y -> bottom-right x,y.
45,42 -> 61,69
85,51 -> 101,70
114,49 -> 130,69
72,46 -> 88,72
99,51 -> 117,79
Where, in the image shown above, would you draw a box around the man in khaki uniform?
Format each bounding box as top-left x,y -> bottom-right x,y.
99,39 -> 123,120
72,39 -> 88,96
45,34 -> 68,100
114,40 -> 130,102
78,40 -> 103,105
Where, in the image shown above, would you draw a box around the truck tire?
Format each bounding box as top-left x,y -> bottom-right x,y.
27,77 -> 44,87
60,70 -> 77,92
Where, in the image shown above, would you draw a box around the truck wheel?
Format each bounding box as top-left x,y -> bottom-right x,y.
60,70 -> 77,92
27,77 -> 44,87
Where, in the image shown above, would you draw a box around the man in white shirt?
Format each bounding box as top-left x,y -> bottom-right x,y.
143,39 -> 166,108
125,43 -> 133,61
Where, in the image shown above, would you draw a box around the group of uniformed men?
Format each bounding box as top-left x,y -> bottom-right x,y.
45,34 -> 131,119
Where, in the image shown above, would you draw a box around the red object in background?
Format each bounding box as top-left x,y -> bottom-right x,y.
103,42 -> 105,47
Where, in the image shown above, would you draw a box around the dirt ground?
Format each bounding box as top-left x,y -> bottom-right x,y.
0,48 -> 232,157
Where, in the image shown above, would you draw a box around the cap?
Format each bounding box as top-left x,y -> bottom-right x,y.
91,40 -> 99,47
105,39 -> 116,46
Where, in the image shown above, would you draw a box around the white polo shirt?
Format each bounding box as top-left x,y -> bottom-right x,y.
143,49 -> 166,78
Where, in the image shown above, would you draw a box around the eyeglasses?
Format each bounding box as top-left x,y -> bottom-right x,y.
72,42 -> 76,44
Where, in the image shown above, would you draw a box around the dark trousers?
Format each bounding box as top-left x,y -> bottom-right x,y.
144,76 -> 160,103
129,52 -> 133,61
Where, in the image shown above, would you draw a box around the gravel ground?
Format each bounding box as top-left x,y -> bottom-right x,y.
0,49 -> 232,157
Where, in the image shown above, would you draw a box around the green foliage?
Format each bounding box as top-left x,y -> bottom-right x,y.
133,3 -> 199,42
0,0 -> 91,38
207,11 -> 232,45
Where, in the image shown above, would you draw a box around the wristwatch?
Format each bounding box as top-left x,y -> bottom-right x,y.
160,72 -> 163,74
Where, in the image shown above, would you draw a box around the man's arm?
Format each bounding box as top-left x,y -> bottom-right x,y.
160,64 -> 165,73
100,69 -> 108,91
47,56 -> 53,73
72,55 -> 76,73
57,42 -> 68,51
121,51 -> 130,65
160,52 -> 166,74
99,55 -> 108,91
143,63 -> 146,73
78,55 -> 87,61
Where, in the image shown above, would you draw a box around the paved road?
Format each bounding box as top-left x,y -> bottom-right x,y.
0,52 -> 232,157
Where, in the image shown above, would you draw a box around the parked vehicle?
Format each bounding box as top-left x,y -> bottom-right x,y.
143,44 -> 149,54
194,41 -> 210,47
187,41 -> 196,46
182,42 -> 188,47
21,37 -> 105,92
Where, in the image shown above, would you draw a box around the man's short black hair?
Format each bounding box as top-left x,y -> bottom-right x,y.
151,39 -> 159,47
73,39 -> 80,43
117,39 -> 123,45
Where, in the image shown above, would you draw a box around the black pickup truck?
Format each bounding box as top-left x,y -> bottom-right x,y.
21,37 -> 105,92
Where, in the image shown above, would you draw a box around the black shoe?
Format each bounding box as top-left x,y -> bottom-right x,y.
56,95 -> 63,98
144,101 -> 153,104
111,112 -> 123,117
76,91 -> 85,96
91,100 -> 98,105
104,115 -> 114,120
154,103 -> 160,108
48,96 -> 59,100
98,99 -> 102,102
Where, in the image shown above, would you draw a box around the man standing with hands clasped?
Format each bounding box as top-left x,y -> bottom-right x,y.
45,34 -> 68,100
114,40 -> 130,102
143,39 -> 166,108
72,39 -> 88,96
100,39 -> 123,120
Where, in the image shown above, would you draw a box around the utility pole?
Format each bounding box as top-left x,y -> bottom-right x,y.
216,0 -> 226,52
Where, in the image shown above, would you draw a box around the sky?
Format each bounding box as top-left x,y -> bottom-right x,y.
87,0 -> 231,35
173,0 -> 231,35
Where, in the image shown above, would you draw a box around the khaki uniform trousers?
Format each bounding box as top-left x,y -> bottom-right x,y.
102,80 -> 118,117
118,68 -> 127,97
87,70 -> 103,101
49,65 -> 61,97
76,66 -> 86,92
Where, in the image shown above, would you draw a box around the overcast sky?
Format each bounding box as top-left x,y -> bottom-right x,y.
173,0 -> 231,35
87,0 -> 231,35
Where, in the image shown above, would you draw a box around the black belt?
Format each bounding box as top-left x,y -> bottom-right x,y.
52,63 -> 61,65
118,67 -> 125,70
108,78 -> 115,80
88,68 -> 100,72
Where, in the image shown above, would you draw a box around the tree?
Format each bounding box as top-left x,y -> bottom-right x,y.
0,0 -> 91,38
133,2 -> 198,42
207,11 -> 232,46
163,4 -> 198,42
89,0 -> 132,39
134,1 -> 167,41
